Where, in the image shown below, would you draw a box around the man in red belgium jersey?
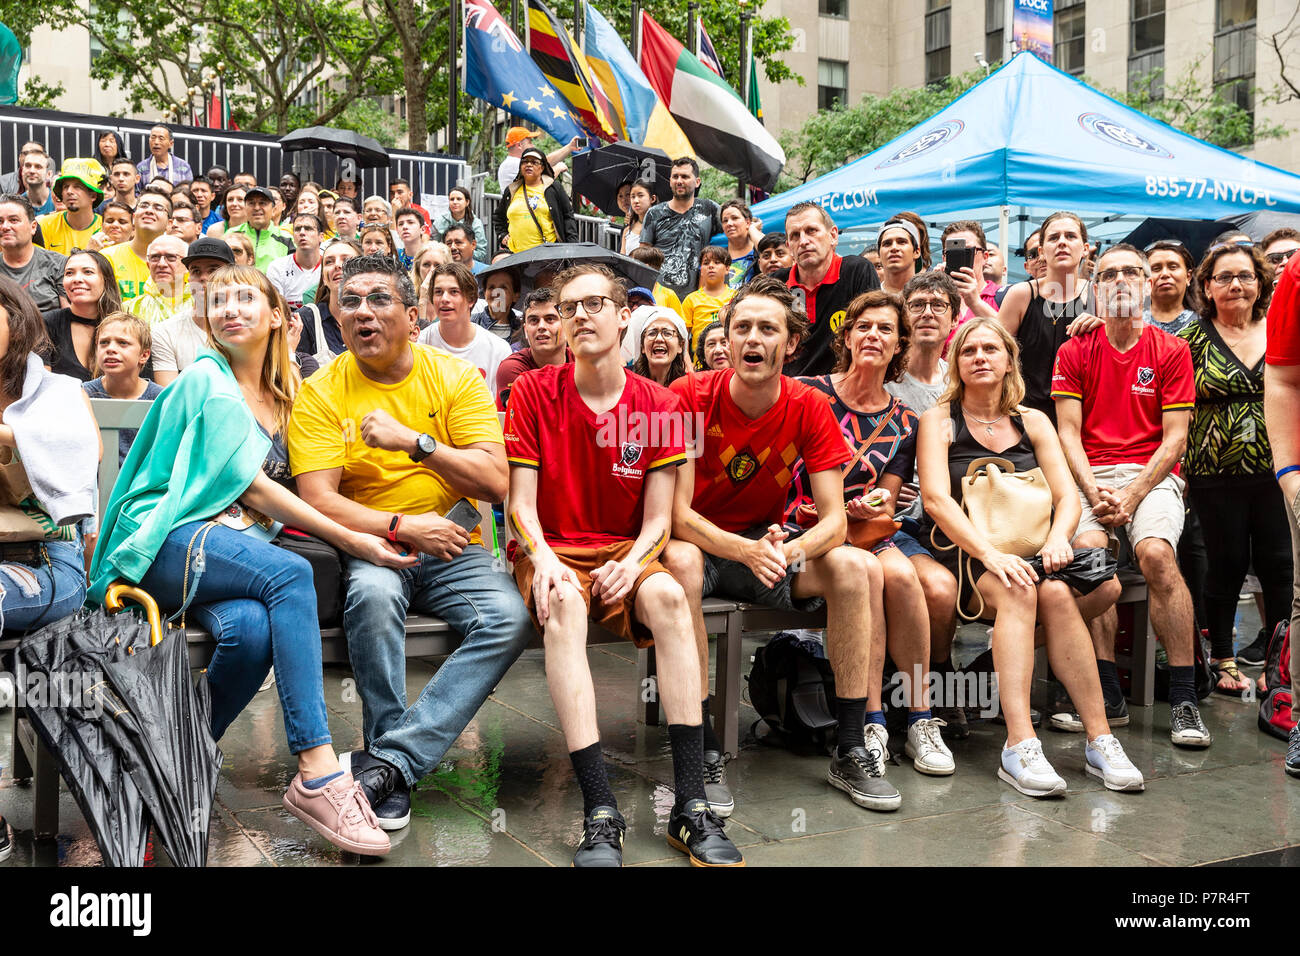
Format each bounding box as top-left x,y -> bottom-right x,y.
504,263 -> 742,868
660,276 -> 895,815
1051,244 -> 1210,750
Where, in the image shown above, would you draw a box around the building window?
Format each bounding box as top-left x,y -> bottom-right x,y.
1054,0 -> 1086,76
819,0 -> 848,19
1214,0 -> 1256,116
985,0 -> 1004,65
925,0 -> 951,85
1128,0 -> 1165,97
818,59 -> 848,110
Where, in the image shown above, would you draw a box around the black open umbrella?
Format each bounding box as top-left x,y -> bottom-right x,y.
17,589 -> 222,867
573,142 -> 673,216
280,126 -> 390,169
479,242 -> 661,297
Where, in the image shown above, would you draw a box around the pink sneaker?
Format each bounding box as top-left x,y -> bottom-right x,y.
283,772 -> 391,857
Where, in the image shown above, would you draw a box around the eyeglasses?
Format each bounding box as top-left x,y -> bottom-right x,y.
519,158 -> 542,167
1266,248 -> 1298,266
907,298 -> 951,315
1023,248 -> 1040,261
1208,239 -> 1254,254
1096,266 -> 1146,282
146,253 -> 181,263
643,327 -> 680,341
1211,271 -> 1259,286
557,295 -> 615,318
338,291 -> 396,310
136,202 -> 170,214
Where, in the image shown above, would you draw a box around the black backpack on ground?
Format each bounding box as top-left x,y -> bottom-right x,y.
746,632 -> 838,751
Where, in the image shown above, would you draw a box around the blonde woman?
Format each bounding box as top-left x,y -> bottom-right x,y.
916,317 -> 1141,797
89,266 -> 415,856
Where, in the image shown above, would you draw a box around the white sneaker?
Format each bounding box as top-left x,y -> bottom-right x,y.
998,738 -> 1067,797
1085,734 -> 1145,791
260,667 -> 276,692
864,722 -> 889,775
905,717 -> 955,776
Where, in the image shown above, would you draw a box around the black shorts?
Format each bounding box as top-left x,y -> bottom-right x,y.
701,525 -> 826,613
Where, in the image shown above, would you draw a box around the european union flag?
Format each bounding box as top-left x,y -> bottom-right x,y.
464,0 -> 584,146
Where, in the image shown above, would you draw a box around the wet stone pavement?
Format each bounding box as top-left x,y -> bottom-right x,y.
1,601 -> 1296,867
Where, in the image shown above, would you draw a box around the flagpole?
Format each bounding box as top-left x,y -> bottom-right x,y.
630,0 -> 640,59
687,2 -> 699,57
449,0 -> 460,154
737,7 -> 752,199
573,0 -> 583,50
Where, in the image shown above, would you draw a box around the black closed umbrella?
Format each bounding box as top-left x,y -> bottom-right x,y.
16,588 -> 223,867
573,142 -> 673,216
280,126 -> 390,168
479,242 -> 662,297
1119,217 -> 1236,263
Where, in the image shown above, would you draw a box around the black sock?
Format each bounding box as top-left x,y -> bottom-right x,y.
836,697 -> 868,755
1096,659 -> 1123,706
1168,666 -> 1197,708
570,742 -> 616,816
668,723 -> 707,809
701,697 -> 722,754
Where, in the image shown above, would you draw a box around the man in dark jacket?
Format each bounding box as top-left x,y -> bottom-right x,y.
494,147 -> 577,252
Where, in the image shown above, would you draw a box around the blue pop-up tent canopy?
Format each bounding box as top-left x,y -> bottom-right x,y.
753,52 -> 1300,232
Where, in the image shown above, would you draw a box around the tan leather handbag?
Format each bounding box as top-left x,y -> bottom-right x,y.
930,457 -> 1053,621
958,457 -> 1052,558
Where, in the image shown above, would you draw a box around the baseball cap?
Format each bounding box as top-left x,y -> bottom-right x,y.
506,127 -> 536,148
244,186 -> 275,204
53,158 -> 107,199
183,236 -> 235,268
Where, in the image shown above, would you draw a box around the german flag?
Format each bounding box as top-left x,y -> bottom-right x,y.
526,0 -> 619,141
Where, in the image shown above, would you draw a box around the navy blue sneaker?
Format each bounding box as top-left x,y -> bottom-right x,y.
573,806 -> 626,867
338,750 -> 411,831
1287,725 -> 1300,780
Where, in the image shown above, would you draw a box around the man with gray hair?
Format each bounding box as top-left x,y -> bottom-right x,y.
289,253 -> 532,832
773,200 -> 879,377
127,233 -> 191,326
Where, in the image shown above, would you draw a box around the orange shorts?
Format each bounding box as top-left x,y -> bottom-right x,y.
512,539 -> 670,647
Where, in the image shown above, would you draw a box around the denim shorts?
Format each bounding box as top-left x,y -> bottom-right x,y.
701,525 -> 825,613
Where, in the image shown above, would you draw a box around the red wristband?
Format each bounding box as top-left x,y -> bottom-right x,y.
387,513 -> 404,543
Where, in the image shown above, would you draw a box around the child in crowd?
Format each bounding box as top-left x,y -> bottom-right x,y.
81,313 -> 162,465
89,200 -> 134,252
682,245 -> 735,353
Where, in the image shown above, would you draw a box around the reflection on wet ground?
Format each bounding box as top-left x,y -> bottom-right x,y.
2,603 -> 1296,866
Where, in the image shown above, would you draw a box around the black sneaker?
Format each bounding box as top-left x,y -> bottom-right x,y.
338,750 -> 411,831
1049,695 -> 1129,733
827,746 -> 902,811
0,816 -> 11,864
573,806 -> 626,867
994,707 -> 1042,728
703,750 -> 734,818
666,798 -> 744,866
1286,726 -> 1300,780
1238,628 -> 1269,667
933,705 -> 970,740
1169,701 -> 1213,749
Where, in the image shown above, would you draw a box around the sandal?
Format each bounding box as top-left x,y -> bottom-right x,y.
1210,657 -> 1251,696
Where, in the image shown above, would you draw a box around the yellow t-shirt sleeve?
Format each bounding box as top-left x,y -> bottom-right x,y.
287,374 -> 346,476
445,362 -> 507,448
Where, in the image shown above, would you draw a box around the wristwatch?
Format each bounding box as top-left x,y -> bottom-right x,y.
410,432 -> 437,463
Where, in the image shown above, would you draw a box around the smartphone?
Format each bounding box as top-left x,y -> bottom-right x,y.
574,136 -> 588,149
444,498 -> 481,533
944,237 -> 975,275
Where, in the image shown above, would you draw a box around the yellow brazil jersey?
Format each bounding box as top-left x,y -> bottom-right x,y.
287,344 -> 504,545
102,243 -> 152,301
506,184 -> 557,253
682,287 -> 735,351
38,211 -> 103,257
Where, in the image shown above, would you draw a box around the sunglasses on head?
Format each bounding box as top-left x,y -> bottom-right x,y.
1143,240 -> 1187,254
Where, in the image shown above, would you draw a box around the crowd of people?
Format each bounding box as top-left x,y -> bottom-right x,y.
0,126 -> 1298,870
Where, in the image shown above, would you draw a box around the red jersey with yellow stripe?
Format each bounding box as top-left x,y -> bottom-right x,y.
504,363 -> 686,548
670,369 -> 850,533
1050,323 -> 1195,468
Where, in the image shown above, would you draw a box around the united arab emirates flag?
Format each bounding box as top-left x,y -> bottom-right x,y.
637,11 -> 785,190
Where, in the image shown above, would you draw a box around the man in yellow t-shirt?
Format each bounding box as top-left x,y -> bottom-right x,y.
39,158 -> 107,256
288,254 -> 531,831
103,192 -> 172,300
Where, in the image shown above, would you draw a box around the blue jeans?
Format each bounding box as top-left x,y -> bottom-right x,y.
138,521 -> 331,753
343,544 -> 532,786
0,537 -> 87,633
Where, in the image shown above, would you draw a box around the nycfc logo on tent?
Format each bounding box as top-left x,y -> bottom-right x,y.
876,121 -> 965,169
1078,113 -> 1173,159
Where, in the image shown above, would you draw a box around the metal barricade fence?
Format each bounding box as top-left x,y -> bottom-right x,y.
0,106 -> 468,203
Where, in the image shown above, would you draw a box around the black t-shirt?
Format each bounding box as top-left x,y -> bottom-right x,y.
41,308 -> 96,382
639,199 -> 723,299
776,254 -> 880,378
1015,278 -> 1094,422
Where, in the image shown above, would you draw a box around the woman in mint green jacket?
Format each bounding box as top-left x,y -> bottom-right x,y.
90,265 -> 414,857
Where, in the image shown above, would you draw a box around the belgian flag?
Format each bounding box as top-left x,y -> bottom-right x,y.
526,0 -> 619,141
